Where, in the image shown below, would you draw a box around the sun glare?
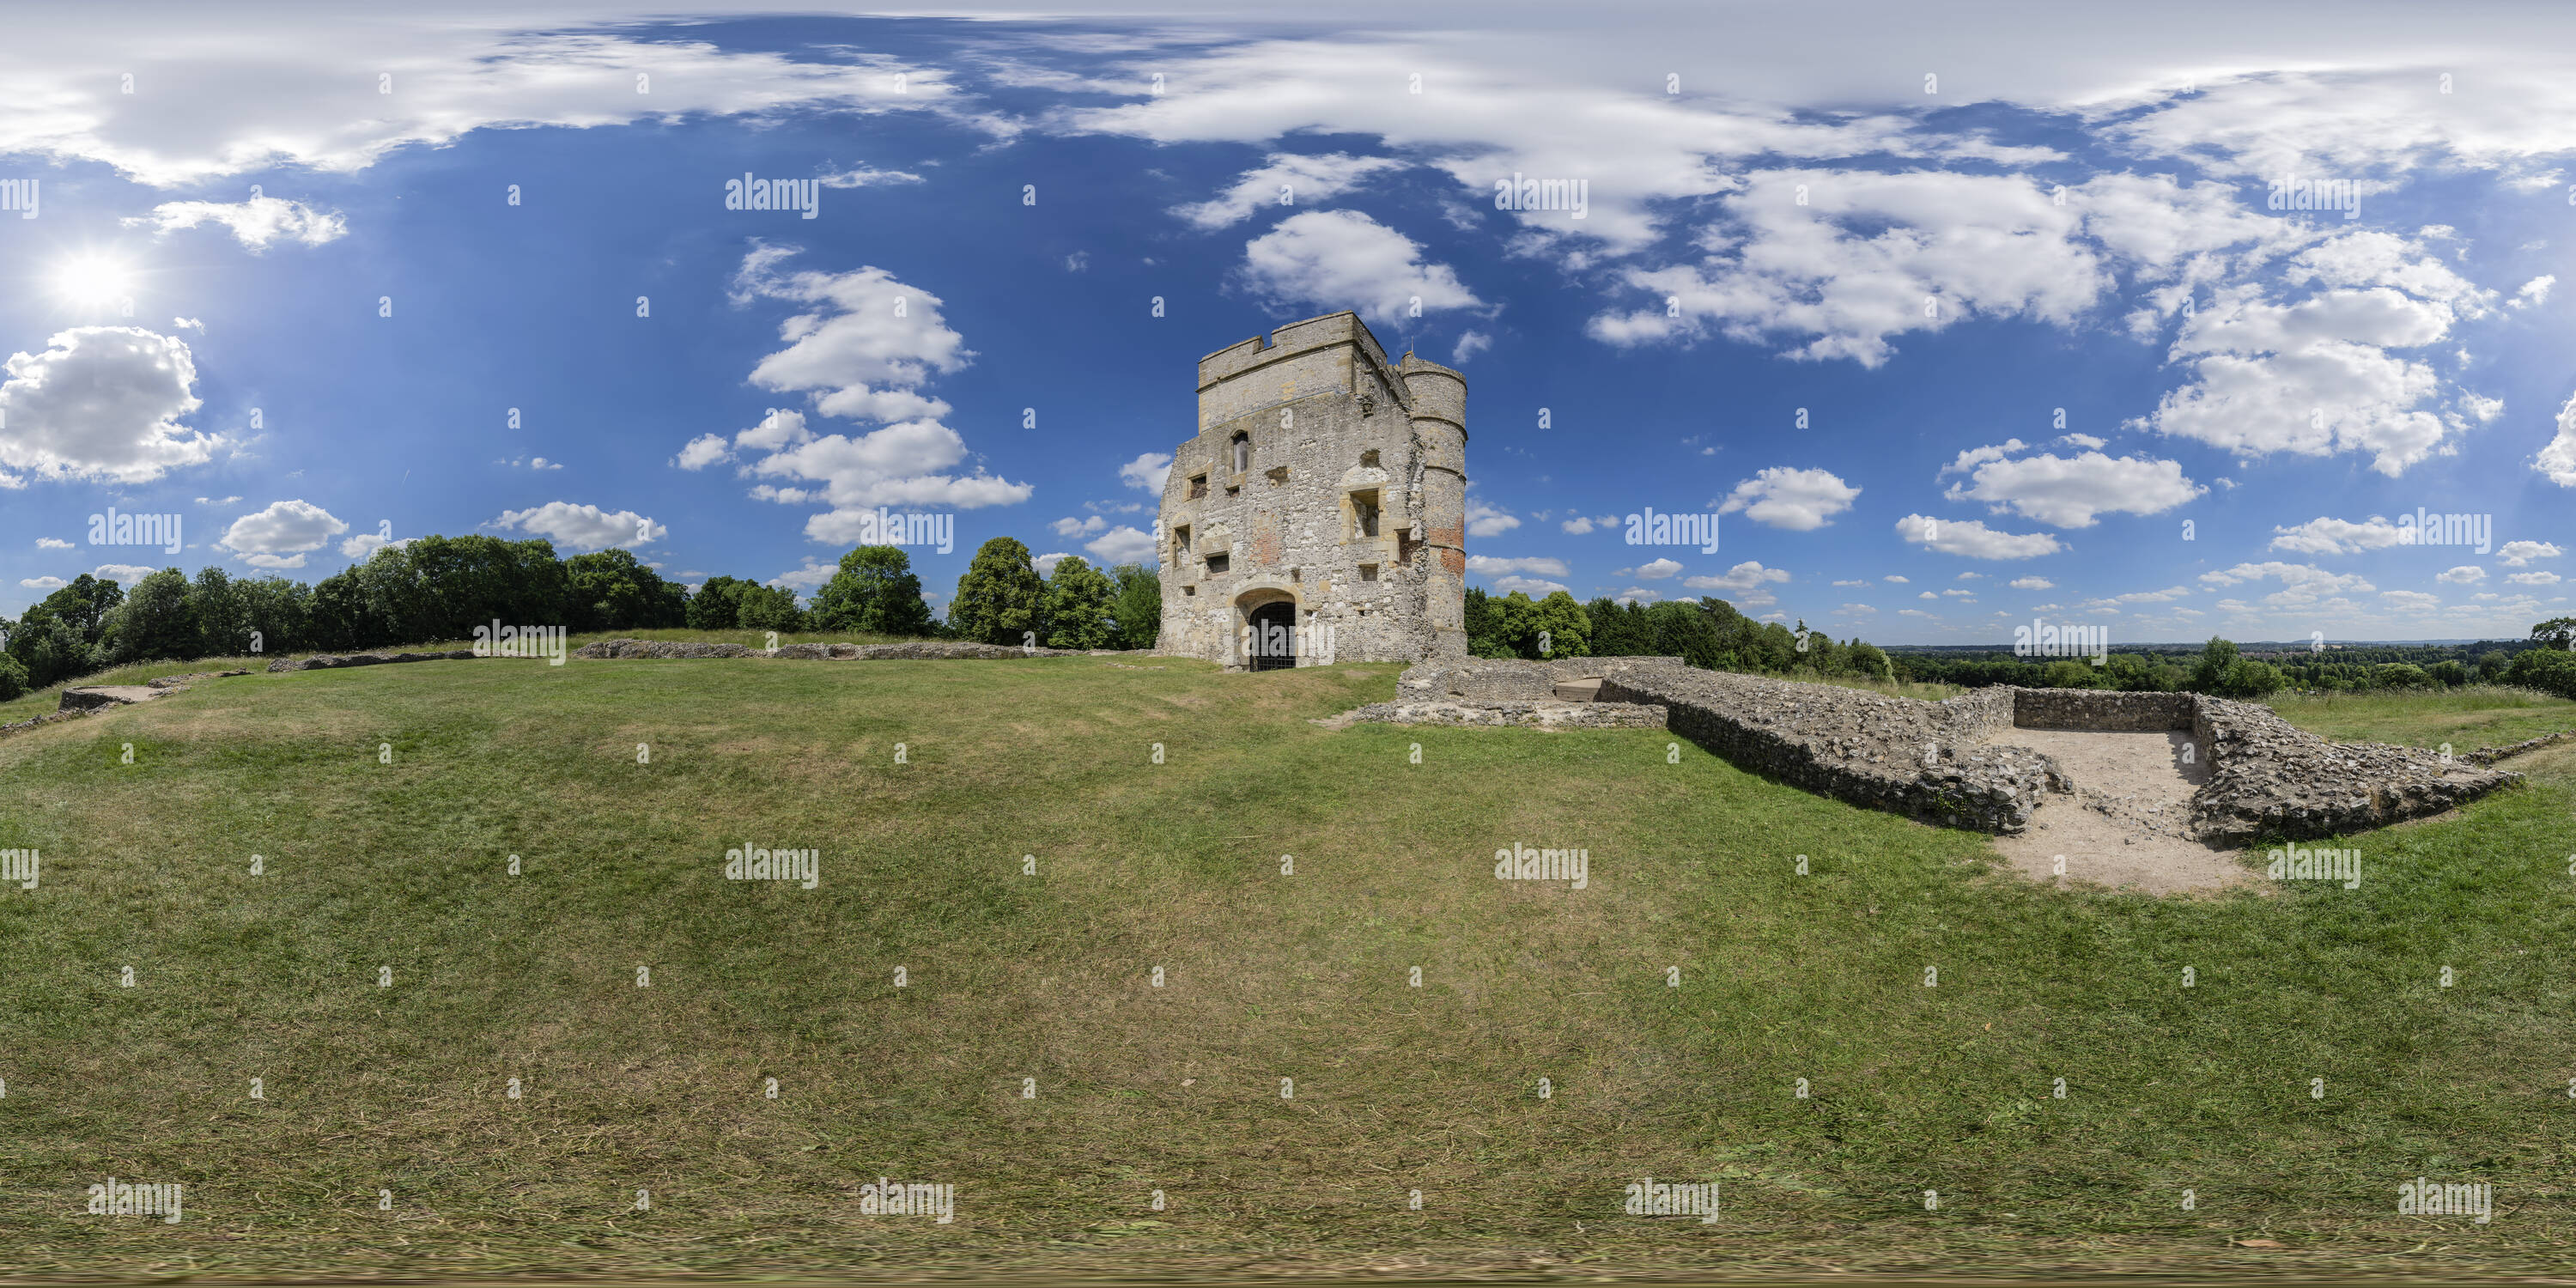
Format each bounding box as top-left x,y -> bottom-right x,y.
53,253 -> 135,307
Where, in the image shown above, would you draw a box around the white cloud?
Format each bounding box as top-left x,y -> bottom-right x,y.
2512,275 -> 2555,308
1832,579 -> 1868,587
1085,526 -> 1159,567
1941,446 -> 2203,527
1489,574 -> 1571,597
340,532 -> 412,561
1613,586 -> 1662,605
2269,515 -> 2406,556
1468,555 -> 1571,578
1895,513 -> 2063,560
674,434 -> 732,470
2540,390 -> 2576,488
35,537 -> 72,550
2437,565 -> 2486,585
2138,232 -> 2497,477
93,564 -> 155,585
2057,433 -> 2107,449
123,196 -> 346,250
769,559 -> 836,591
1884,574 -> 1910,583
1033,551 -> 1070,576
2198,562 -> 2375,606
1715,465 -> 1859,530
1051,515 -> 1107,538
20,575 -> 66,589
1612,556 -> 1682,580
492,501 -> 664,551
1239,210 -> 1482,328
2379,590 -> 2443,613
2507,570 -> 2564,586
724,250 -> 1031,534
195,495 -> 240,505
0,326 -> 219,484
1452,330 -> 1492,363
2010,576 -> 2054,590
3,24 -> 959,189
1466,495 -> 1520,538
1118,452 -> 1172,492
1559,514 -> 1614,535
217,499 -> 347,569
1683,560 -> 1789,607
2498,540 -> 2562,567
1176,152 -> 1402,229
819,165 -> 926,189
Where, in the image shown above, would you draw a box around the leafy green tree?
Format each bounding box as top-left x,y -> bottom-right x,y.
565,549 -> 686,633
1107,562 -> 1161,649
190,567 -> 251,659
1583,597 -> 1656,657
949,538 -> 1045,646
2190,636 -> 2241,693
2428,659 -> 2468,687
808,546 -> 935,636
106,568 -> 199,662
2476,650 -> 2512,682
2371,662 -> 2432,689
734,582 -> 805,633
1042,556 -> 1119,650
2040,659 -> 2100,688
1846,641 -> 1894,682
1476,590 -> 1589,659
0,652 -> 27,702
2217,657 -> 2285,699
2532,617 -> 2576,651
687,576 -> 752,630
1646,599 -> 1723,669
2507,647 -> 2576,700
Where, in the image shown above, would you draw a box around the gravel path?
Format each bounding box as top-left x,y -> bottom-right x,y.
1984,727 -> 2259,896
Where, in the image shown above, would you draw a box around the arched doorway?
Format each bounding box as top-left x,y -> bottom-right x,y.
1245,600 -> 1297,671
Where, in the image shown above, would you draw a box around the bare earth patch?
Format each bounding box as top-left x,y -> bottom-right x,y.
1985,727 -> 2259,896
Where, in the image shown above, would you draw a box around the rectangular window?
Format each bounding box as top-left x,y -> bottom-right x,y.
1351,489 -> 1381,540
1188,474 -> 1206,499
1205,553 -> 1229,574
1173,525 -> 1191,553
1358,563 -> 1378,582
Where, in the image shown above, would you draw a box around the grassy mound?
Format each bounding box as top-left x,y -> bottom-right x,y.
3,658 -> 2572,1278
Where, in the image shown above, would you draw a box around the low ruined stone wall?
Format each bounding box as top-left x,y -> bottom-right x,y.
1595,661 -> 2059,834
1408,662 -> 2524,843
1340,697 -> 1668,731
574,639 -> 1128,661
2010,688 -> 2198,732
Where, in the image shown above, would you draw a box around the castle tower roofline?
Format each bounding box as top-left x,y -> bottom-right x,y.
1196,310 -> 1409,414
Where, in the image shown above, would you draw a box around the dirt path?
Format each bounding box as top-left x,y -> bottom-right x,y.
1984,727 -> 2258,896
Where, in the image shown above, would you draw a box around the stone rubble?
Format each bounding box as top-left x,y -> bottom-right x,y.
1400,657 -> 2523,842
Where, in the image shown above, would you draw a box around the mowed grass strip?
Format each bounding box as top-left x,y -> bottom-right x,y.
0,657 -> 2571,1276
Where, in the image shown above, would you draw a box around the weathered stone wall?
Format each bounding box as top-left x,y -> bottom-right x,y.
1155,311 -> 1466,670
2009,688 -> 2198,732
1594,661 -> 2060,834
1412,661 -> 2525,843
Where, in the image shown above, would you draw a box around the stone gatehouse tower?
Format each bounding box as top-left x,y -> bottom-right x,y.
1154,311 -> 1467,669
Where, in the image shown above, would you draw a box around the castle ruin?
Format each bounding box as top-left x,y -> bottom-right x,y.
1154,312 -> 1468,670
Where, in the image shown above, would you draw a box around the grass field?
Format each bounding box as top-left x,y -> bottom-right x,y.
3,655 -> 2574,1279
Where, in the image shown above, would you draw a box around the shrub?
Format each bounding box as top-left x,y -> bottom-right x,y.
0,653 -> 27,702
2507,647 -> 2576,701
808,546 -> 934,637
1042,556 -> 1118,650
949,538 -> 1045,646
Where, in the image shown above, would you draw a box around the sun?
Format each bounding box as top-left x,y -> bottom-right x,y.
53,253 -> 135,307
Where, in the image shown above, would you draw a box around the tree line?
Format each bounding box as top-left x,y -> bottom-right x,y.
0,534 -> 1165,701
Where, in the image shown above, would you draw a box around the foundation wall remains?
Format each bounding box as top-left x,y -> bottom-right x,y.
1406,658 -> 2522,843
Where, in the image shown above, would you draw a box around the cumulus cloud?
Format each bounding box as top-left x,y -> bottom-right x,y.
1895,513 -> 2063,560
1176,152 -> 1402,228
1468,555 -> 1571,577
1683,560 -> 1789,607
1489,574 -> 1571,597
1032,551 -> 1070,576
1452,330 -> 1492,363
1466,494 -> 1520,538
20,575 -> 67,589
1084,526 -> 1158,566
2540,390 -> 2576,487
1118,452 -> 1172,492
1941,446 -> 2203,527
218,498 -> 347,569
721,250 -> 1031,537
1559,514 -> 1615,534
2198,561 -> 2375,606
2507,570 -> 2563,586
2137,232 -> 2497,477
492,501 -> 664,551
0,326 -> 220,484
35,537 -> 72,549
123,196 -> 347,249
2498,540 -> 2562,567
2269,515 -> 2406,555
340,532 -> 412,561
1240,210 -> 1482,327
93,564 -> 155,585
769,560 -> 837,591
1612,556 -> 1682,580
2511,275 -> 2555,308
2437,565 -> 2486,584
2010,576 -> 2054,590
1715,466 -> 1859,530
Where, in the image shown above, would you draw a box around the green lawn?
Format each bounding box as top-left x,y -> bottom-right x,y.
2,657 -> 2572,1279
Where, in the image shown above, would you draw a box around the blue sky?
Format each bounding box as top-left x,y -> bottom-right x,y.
3,2 -> 2572,642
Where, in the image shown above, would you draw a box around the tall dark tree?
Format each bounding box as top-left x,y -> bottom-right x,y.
808,545 -> 934,636
1042,556 -> 1117,650
949,538 -> 1046,646
1108,562 -> 1162,649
